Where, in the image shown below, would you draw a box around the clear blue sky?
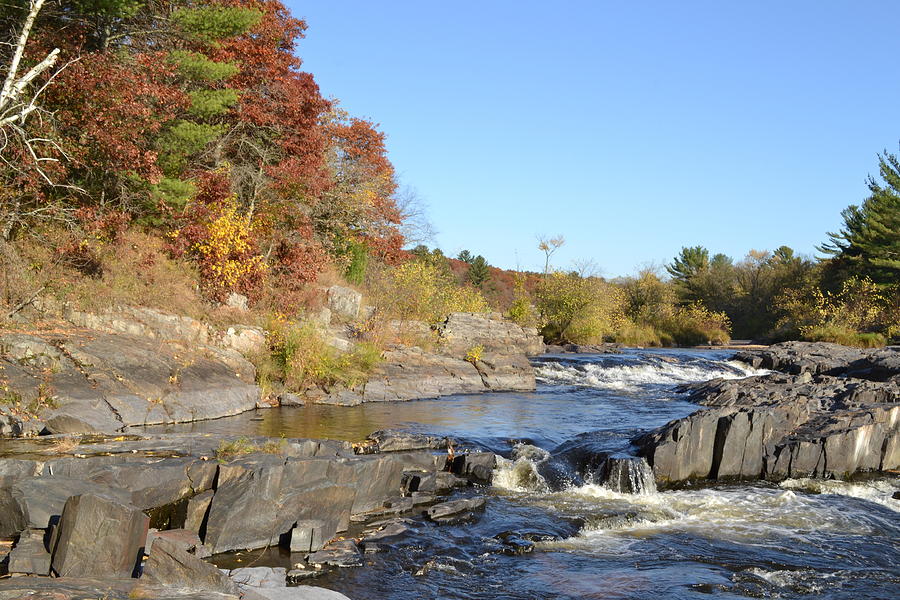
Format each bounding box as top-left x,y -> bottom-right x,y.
285,0 -> 900,277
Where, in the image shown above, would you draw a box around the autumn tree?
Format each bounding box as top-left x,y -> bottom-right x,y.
538,234 -> 565,274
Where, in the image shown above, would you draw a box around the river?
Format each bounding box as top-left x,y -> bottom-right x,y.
148,349 -> 900,599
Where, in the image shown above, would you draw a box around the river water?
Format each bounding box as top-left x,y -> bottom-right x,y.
151,349 -> 900,599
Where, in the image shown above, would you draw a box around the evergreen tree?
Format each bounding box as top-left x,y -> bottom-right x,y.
456,249 -> 474,264
820,151 -> 900,287
467,255 -> 490,288
667,245 -> 710,301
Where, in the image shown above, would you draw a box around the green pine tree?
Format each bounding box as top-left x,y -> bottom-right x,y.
467,255 -> 490,289
820,151 -> 900,287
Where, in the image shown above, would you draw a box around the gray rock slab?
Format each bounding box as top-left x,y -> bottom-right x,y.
230,565 -> 287,588
307,540 -> 362,568
0,576 -> 241,600
243,588 -> 352,600
0,476 -> 131,536
7,528 -> 50,575
51,493 -> 149,578
142,537 -> 239,594
426,497 -> 486,522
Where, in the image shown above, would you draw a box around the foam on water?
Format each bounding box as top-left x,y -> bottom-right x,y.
535,484 -> 885,557
734,567 -> 841,595
779,477 -> 900,512
534,355 -> 769,392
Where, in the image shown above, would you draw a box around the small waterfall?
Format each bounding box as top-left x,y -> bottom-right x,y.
598,456 -> 657,495
493,443 -> 551,492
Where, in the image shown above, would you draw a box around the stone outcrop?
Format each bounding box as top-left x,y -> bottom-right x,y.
734,341 -> 900,381
316,312 -> 543,405
0,328 -> 260,436
636,343 -> 900,485
0,431 -> 491,594
435,312 -> 545,357
326,286 -> 362,321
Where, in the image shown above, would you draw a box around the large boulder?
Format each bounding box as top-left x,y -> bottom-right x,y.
326,286 -> 362,321
51,493 -> 149,578
203,455 -> 355,554
435,312 -> 545,357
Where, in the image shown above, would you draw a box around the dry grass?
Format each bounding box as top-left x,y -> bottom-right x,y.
43,435 -> 82,454
214,436 -> 288,461
7,227 -> 207,321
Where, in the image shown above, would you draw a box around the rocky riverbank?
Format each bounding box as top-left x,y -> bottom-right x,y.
0,431 -> 496,598
1,300 -> 544,434
636,342 -> 900,485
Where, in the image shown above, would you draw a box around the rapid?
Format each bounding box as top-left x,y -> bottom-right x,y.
153,349 -> 900,599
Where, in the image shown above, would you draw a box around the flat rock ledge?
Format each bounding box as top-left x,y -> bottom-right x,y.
636,342 -> 900,486
1,328 -> 260,436
734,341 -> 900,381
0,432 -> 496,598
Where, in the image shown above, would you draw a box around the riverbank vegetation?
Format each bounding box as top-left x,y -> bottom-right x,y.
0,0 -> 897,354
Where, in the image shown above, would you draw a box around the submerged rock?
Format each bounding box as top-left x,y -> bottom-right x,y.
492,531 -> 535,555
307,539 -> 362,568
597,456 -> 657,495
425,496 -> 486,524
229,566 -> 287,588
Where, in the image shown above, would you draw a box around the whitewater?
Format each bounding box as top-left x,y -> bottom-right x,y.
157,348 -> 900,599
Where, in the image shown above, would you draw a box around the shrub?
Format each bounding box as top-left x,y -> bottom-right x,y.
370,259 -> 488,325
168,170 -> 267,301
255,317 -> 382,396
803,324 -> 886,348
465,344 -> 484,363
775,276 -> 897,346
344,240 -> 369,285
506,273 -> 539,328
665,304 -> 732,346
612,322 -> 665,347
534,272 -> 625,343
